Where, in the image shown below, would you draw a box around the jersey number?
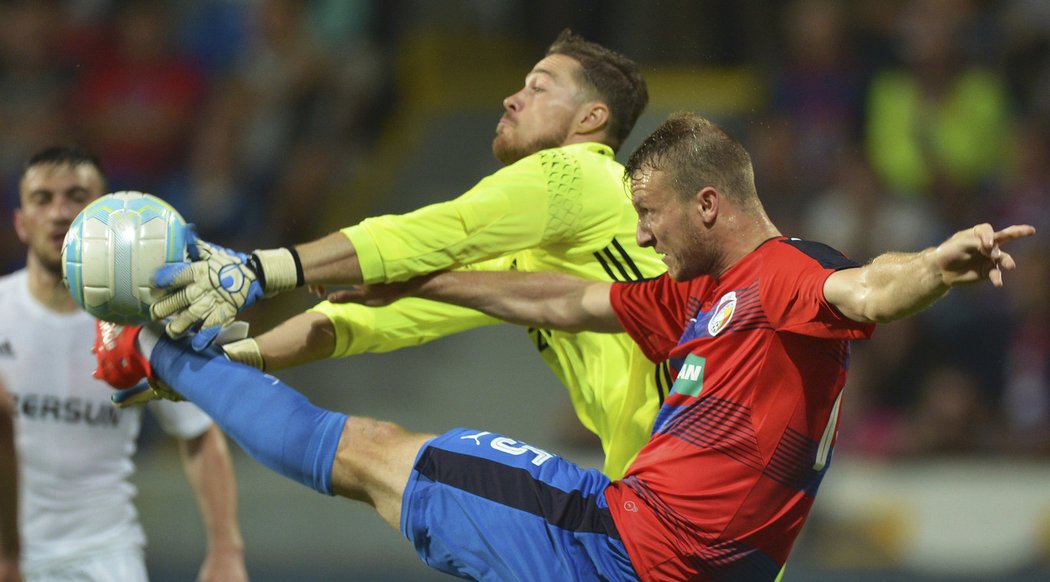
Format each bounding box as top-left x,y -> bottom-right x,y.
491,437 -> 553,466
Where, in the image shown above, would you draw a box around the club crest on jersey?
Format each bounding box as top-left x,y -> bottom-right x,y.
707,291 -> 737,336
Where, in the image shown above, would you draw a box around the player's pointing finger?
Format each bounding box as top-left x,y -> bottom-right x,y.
994,224 -> 1037,244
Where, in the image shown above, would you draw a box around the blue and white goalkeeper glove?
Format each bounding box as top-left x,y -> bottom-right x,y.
151,233 -> 303,350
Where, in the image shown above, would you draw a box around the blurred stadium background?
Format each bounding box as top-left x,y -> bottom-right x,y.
2,0 -> 1048,580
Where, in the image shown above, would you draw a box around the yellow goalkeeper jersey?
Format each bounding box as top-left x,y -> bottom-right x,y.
312,142 -> 669,478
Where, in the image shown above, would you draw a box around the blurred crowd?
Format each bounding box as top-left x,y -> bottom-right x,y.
757,0 -> 1050,461
0,0 -> 390,262
1,0 -> 1047,459
568,0 -> 1050,460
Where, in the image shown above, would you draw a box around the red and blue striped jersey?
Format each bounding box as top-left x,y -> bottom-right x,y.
605,237 -> 875,581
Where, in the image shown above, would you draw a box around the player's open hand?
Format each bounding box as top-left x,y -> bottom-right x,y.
150,234 -> 264,351
934,223 -> 1036,287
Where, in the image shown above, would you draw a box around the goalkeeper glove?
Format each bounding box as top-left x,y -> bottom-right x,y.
221,337 -> 266,371
151,231 -> 303,350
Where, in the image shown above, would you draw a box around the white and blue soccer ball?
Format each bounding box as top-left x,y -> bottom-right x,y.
61,191 -> 187,324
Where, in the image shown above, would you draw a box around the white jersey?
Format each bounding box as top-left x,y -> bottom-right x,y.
0,269 -> 213,571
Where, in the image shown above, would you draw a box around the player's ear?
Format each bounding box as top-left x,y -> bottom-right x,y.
576,101 -> 610,137
697,187 -> 719,225
13,209 -> 27,244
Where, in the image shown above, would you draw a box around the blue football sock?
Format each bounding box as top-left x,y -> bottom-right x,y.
150,336 -> 347,496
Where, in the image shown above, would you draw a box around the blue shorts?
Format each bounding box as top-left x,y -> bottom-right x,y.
401,428 -> 640,581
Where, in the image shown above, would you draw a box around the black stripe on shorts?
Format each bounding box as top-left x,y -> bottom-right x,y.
415,446 -> 620,540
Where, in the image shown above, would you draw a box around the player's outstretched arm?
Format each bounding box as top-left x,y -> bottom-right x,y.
824,223 -> 1036,323
293,231 -> 366,285
222,311 -> 337,372
330,270 -> 624,334
150,227 -> 372,350
177,425 -> 248,582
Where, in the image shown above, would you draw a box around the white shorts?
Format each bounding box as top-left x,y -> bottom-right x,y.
24,546 -> 148,582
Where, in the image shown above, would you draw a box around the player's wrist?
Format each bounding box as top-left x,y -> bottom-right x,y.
413,272 -> 446,300
925,245 -> 955,288
249,248 -> 305,296
222,337 -> 266,371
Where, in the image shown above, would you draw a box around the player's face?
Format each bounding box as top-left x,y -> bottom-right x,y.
15,163 -> 104,274
493,54 -> 585,165
631,167 -> 714,281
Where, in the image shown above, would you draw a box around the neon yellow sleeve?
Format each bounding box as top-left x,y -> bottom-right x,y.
311,256 -> 514,356
310,298 -> 502,356
342,159 -> 550,284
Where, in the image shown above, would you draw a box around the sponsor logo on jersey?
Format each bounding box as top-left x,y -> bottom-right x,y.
11,393 -> 123,427
0,340 -> 12,357
672,354 -> 706,397
707,291 -> 737,336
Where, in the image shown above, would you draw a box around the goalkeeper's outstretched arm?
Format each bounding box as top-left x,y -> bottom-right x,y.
150,230 -> 364,350
221,311 -> 337,373
294,232 -> 366,285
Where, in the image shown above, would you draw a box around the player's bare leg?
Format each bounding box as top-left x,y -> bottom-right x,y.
330,419 -> 433,529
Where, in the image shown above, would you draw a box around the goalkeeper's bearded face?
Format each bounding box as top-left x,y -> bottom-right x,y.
493,53 -> 583,166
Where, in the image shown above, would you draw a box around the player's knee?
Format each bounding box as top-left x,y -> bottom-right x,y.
352,416 -> 407,441
343,417 -> 415,466
331,417 -> 428,502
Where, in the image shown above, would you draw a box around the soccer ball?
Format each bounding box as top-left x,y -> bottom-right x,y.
61,191 -> 188,324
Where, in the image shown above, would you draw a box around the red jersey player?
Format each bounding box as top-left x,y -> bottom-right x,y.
605,236 -> 873,577
325,112 -> 1032,578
